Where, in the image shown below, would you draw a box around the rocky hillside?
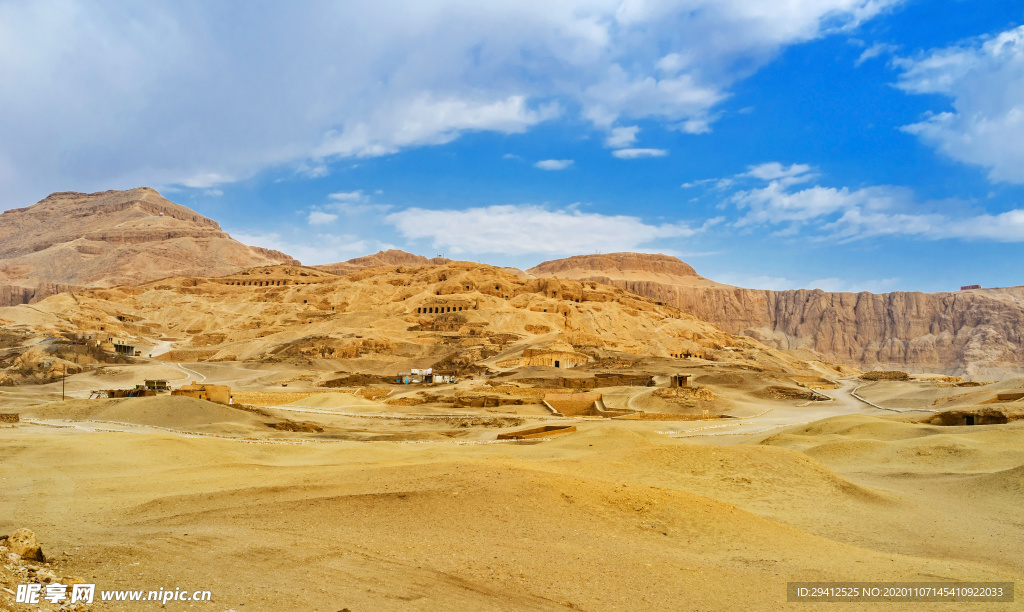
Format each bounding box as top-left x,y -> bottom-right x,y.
0,261 -> 815,379
530,253 -> 1024,376
0,188 -> 298,305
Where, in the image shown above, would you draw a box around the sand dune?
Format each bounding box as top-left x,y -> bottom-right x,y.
2,423 -> 1020,611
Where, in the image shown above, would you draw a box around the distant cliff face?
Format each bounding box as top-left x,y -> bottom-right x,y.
0,187 -> 298,305
530,253 -> 1024,375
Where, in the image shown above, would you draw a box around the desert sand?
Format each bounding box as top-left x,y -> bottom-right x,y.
2,361 -> 1022,610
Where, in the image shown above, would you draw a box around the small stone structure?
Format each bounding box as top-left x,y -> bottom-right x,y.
100,388 -> 155,398
670,374 -> 691,388
172,383 -> 231,404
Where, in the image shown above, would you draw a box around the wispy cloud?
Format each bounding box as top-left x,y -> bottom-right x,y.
307,211 -> 338,225
534,159 -> 574,171
385,204 -> 703,256
605,126 -> 640,148
725,166 -> 1024,243
329,190 -> 365,201
178,172 -> 234,189
855,42 -> 898,66
231,230 -> 396,266
612,148 -> 668,159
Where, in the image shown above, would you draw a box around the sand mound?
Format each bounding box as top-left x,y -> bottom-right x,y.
285,392 -> 384,410
23,396 -> 271,433
962,464 -> 1024,496
764,415 -> 1024,474
771,414 -> 939,441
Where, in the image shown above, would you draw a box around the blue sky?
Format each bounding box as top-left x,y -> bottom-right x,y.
3,0 -> 1024,292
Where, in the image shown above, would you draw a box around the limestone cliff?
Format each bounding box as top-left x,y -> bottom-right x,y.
529,253 -> 1024,375
0,187 -> 299,305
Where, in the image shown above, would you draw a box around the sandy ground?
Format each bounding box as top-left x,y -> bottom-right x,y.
1,362 -> 1022,610
1,382 -> 1022,611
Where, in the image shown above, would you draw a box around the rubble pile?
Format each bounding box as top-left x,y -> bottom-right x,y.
0,529 -> 93,611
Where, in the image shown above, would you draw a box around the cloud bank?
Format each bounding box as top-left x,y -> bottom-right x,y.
0,0 -> 898,203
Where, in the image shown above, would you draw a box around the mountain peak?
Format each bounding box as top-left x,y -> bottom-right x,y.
0,188 -> 297,301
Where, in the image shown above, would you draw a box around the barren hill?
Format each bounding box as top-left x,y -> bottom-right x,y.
530,253 -> 1024,375
314,249 -> 450,276
0,188 -> 298,305
529,252 -> 729,288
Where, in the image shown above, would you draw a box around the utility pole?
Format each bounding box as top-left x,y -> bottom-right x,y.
62,364 -> 66,401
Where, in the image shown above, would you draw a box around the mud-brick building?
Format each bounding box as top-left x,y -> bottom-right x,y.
172,383 -> 231,404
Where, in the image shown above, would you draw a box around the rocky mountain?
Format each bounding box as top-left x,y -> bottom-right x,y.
0,188 -> 298,305
529,253 -> 1024,376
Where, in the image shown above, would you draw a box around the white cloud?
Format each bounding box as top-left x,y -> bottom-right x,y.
805,276 -> 902,293
855,42 -> 898,66
231,230 -> 395,266
605,125 -> 640,148
742,162 -> 815,183
727,168 -> 1024,243
612,148 -> 668,159
203,189 -> 223,197
328,190 -> 365,202
713,272 -> 901,292
178,172 -> 234,189
896,25 -> 1024,183
307,211 -> 339,225
313,95 -> 559,159
296,163 -> 329,178
385,204 -> 700,256
733,181 -> 913,228
677,117 -> 715,134
0,0 -> 898,204
534,159 -> 574,170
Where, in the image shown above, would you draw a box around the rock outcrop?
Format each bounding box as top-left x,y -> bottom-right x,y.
0,187 -> 299,305
530,253 -> 1024,375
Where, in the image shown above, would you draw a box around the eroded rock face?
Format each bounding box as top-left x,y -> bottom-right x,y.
672,287 -> 1024,372
530,253 -> 1024,374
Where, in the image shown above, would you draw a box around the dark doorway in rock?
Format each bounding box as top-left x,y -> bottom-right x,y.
965,415 -> 976,426
554,361 -> 560,368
